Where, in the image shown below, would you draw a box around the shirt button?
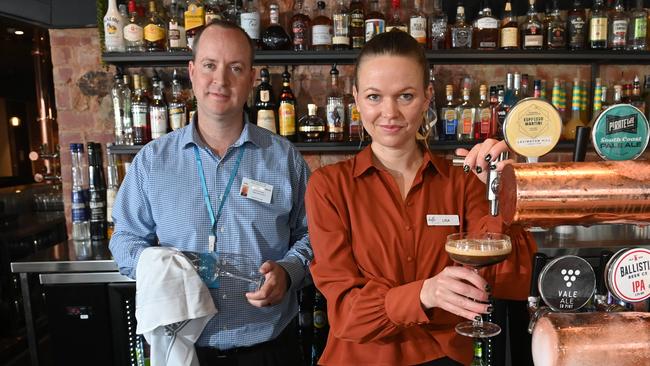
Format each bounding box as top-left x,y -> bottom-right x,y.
407,256 -> 413,262
407,201 -> 414,207
222,326 -> 228,331
405,226 -> 412,231
222,294 -> 227,299
220,227 -> 225,233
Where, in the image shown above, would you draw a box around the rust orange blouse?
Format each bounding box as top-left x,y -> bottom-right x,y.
305,146 -> 536,366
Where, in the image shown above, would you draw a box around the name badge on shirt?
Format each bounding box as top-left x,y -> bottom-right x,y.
426,214 -> 460,226
240,178 -> 273,204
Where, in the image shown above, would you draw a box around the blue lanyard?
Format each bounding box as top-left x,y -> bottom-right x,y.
193,144 -> 246,238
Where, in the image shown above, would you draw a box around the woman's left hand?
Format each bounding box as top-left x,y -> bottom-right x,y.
455,139 -> 515,184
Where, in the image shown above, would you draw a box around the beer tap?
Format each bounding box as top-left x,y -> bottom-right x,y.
527,253 -> 549,334
450,150 -> 507,217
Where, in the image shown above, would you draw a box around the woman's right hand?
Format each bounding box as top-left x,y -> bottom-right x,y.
419,266 -> 491,321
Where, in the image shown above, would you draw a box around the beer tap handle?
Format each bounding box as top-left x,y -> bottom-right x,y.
573,126 -> 591,163
528,252 -> 548,312
596,250 -> 614,297
487,151 -> 508,216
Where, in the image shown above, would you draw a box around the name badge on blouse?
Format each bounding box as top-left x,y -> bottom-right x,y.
426,215 -> 460,226
240,177 -> 273,204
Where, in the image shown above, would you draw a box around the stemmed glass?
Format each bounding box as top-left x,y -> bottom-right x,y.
445,232 -> 512,338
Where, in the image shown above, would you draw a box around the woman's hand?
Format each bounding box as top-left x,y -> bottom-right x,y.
455,139 -> 515,184
419,266 -> 491,321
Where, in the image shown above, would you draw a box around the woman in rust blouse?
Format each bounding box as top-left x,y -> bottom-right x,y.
305,31 -> 535,366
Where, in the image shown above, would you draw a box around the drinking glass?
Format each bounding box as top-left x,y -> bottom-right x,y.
184,251 -> 265,292
445,232 -> 512,338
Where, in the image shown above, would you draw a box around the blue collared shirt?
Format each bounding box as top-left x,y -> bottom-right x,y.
109,119 -> 312,349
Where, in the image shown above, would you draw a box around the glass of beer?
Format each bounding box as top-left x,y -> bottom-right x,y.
445,232 -> 512,338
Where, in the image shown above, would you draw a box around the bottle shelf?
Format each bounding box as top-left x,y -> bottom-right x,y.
107,140 -> 579,155
103,50 -> 650,67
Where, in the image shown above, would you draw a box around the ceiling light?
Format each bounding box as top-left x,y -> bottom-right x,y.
14,30 -> 24,35
10,116 -> 21,126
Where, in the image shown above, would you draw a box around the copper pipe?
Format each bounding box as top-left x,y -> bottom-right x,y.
500,161 -> 650,227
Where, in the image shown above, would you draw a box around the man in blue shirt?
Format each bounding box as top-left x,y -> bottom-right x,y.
109,20 -> 312,365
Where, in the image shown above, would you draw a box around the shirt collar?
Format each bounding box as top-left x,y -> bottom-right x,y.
352,144 -> 450,179
180,113 -> 261,151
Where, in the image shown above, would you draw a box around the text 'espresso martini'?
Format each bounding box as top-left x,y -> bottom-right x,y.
446,239 -> 512,267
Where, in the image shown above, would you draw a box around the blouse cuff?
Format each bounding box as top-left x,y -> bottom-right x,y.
385,279 -> 431,327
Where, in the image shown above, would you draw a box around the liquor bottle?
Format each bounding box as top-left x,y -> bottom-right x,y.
349,0 -> 365,49
456,86 -> 475,141
425,67 -> 438,141
386,0 -> 407,33
121,74 -> 134,145
168,0 -> 188,51
567,0 -> 587,50
132,74 -> 150,145
495,73 -> 515,138
169,69 -> 187,131
111,74 -> 125,144
204,0 -> 223,24
631,76 -> 645,113
476,85 -> 491,140
345,76 -> 362,141
439,85 -> 458,141
104,0 -> 126,52
451,5 -> 472,49
240,0 -> 261,49
298,104 -> 326,142
124,0 -> 145,52
326,64 -> 345,142
500,1 -> 519,49
471,340 -> 486,366
364,0 -> 385,43
106,143 -> 119,239
143,1 -> 166,52
592,78 -> 603,113
312,290 -> 329,366
428,0 -> 448,50
563,78 -> 587,140
291,0 -> 311,51
473,0 -> 498,50
149,77 -> 168,139
644,75 -> 650,115
188,96 -> 198,124
521,73 -> 530,98
185,0 -> 205,49
521,0 -> 543,50
609,0 -> 628,50
262,3 -> 291,50
627,0 -> 647,50
546,0 -> 566,49
533,79 -> 542,98
224,0 -> 241,24
600,85 -> 609,111
622,83 -> 632,103
71,143 -> 90,241
278,66 -> 297,141
409,0 -> 427,47
490,86 -> 503,139
613,84 -> 623,104
254,68 -> 277,133
332,0 -> 350,50
589,0 -> 608,49
87,142 -> 107,242
312,1 -> 333,51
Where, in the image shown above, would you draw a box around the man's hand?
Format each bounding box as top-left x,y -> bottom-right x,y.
245,260 -> 289,308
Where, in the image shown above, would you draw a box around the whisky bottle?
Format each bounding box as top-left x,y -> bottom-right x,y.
563,79 -> 587,140
123,0 -> 145,52
254,68 -> 277,133
278,66 -> 297,142
349,0 -> 365,49
473,0 -> 498,50
490,86 -> 503,139
386,0 -> 407,33
439,85 -> 458,141
567,0 -> 587,50
132,74 -> 150,145
409,0 -> 427,46
476,85 -> 491,140
312,1 -> 333,51
546,0 -> 566,49
456,86 -> 475,142
589,0 -> 608,49
521,0 -> 543,50
364,0 -> 385,43
344,76 -> 362,141
627,0 -> 647,50
451,5 -> 472,49
240,0 -> 261,48
149,77 -> 168,139
608,0 -> 628,50
169,69 -> 187,131
168,0 -> 187,51
332,0 -> 351,50
291,0 -> 311,51
622,83 -> 632,103
326,65 -> 345,142
144,1 -> 166,52
185,0 -> 205,49
298,104 -> 326,142
262,3 -> 291,50
121,75 -> 133,145
428,0 -> 448,50
104,0 -> 125,52
500,1 -> 519,49
204,0 -> 223,24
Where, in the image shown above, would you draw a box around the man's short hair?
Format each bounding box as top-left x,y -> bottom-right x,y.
191,20 -> 255,67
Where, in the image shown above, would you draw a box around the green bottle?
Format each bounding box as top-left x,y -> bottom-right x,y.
471,340 -> 485,366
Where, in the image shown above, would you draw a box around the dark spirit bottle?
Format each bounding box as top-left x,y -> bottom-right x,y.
476,85 -> 491,140
132,74 -> 150,145
312,1 -> 333,51
291,0 -> 311,51
298,104 -> 326,142
546,0 -> 566,49
204,0 -> 223,24
473,0 -> 498,50
589,0 -> 609,49
349,0 -> 365,49
608,0 -> 628,50
261,3 -> 291,50
254,68 -> 277,133
364,0 -> 385,43
451,5 -> 472,49
278,66 -> 297,142
326,64 -> 345,142
627,0 -> 647,50
521,0 -> 543,50
332,0 -> 350,50
386,0 -> 407,33
428,0 -> 448,50
500,1 -> 519,49
568,0 -> 587,50
409,0 -> 427,47
143,0 -> 166,52
489,86 -> 502,139
440,85 -> 458,141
